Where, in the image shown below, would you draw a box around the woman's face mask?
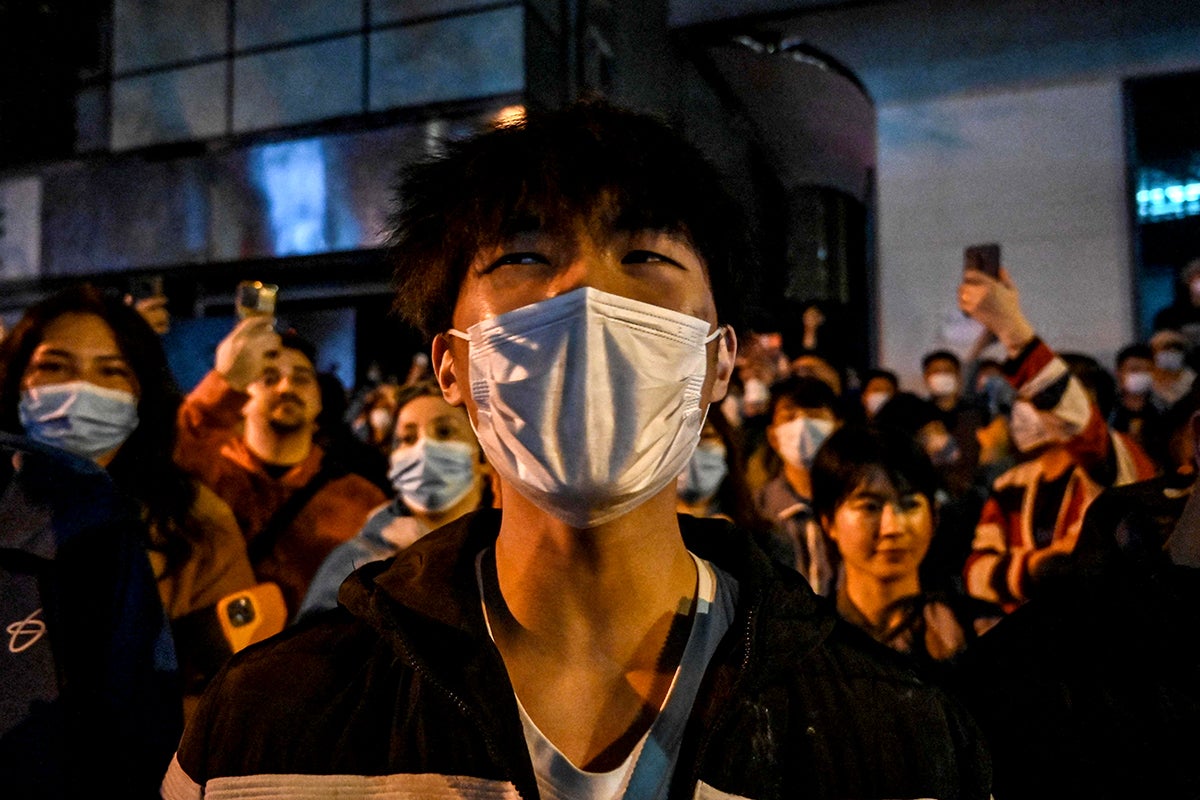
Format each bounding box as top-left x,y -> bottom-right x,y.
772,414 -> 835,470
1155,348 -> 1187,373
18,313 -> 141,465
925,371 -> 959,399
1121,370 -> 1153,396
19,380 -> 139,463
388,437 -> 478,514
1008,400 -> 1053,453
677,440 -> 728,505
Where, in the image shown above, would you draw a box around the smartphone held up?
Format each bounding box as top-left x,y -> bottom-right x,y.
963,243 -> 1001,278
235,281 -> 278,320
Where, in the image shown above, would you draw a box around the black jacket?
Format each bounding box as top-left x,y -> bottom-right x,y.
169,510 -> 991,799
0,433 -> 181,800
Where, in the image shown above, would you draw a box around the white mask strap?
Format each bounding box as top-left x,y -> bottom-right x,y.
446,328 -> 469,341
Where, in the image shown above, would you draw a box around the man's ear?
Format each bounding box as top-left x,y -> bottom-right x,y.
710,326 -> 737,403
820,514 -> 837,542
431,333 -> 464,406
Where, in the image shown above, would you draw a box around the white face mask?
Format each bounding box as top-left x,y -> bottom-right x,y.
677,440 -> 728,505
742,377 -> 770,407
1008,399 -> 1053,453
448,286 -> 720,529
388,437 -> 478,514
863,390 -> 892,417
368,407 -> 393,438
19,380 -> 139,462
773,415 -> 835,470
926,372 -> 959,398
1121,370 -> 1153,395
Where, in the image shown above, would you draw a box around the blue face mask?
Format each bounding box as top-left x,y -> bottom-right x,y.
677,441 -> 729,505
388,437 -> 477,514
19,380 -> 139,462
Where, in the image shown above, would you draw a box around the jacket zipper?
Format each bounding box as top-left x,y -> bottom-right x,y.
679,604 -> 756,798
395,634 -> 538,799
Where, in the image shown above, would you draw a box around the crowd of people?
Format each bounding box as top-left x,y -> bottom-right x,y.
2,100 -> 1198,799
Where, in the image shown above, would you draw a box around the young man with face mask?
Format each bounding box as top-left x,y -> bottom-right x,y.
1110,342 -> 1161,465
1148,328 -> 1197,413
753,375 -> 843,597
921,349 -> 988,500
959,265 -> 1157,613
163,101 -> 990,800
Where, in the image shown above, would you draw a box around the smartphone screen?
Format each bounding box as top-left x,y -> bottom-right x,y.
964,244 -> 1001,277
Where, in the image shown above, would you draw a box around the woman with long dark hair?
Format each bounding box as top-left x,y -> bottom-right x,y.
0,284 -> 262,712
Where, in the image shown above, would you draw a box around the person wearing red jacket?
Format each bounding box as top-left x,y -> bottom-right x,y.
961,266 -> 1157,612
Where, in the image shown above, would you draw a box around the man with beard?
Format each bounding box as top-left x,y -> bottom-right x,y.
174,318 -> 387,617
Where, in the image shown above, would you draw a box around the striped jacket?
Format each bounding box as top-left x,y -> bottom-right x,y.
964,339 -> 1157,611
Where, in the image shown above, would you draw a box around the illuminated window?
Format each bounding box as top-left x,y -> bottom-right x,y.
253,139 -> 328,257
1136,167 -> 1200,221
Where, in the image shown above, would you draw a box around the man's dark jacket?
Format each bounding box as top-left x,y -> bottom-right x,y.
169,510 -> 991,799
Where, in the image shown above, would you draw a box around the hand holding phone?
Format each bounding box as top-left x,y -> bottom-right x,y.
964,243 -> 1001,278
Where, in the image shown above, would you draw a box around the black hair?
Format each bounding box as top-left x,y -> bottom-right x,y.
1060,352 -> 1117,422
921,349 -> 961,373
1115,342 -> 1153,368
278,328 -> 318,368
862,368 -> 899,392
872,392 -> 941,440
0,283 -> 197,572
386,99 -> 752,338
768,375 -> 842,421
810,423 -> 940,525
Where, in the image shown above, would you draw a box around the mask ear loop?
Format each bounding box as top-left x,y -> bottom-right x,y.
694,324 -> 728,434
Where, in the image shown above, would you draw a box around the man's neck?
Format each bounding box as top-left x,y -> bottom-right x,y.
934,395 -> 957,413
487,483 -> 698,770
842,571 -> 921,630
492,485 -> 694,647
243,423 -> 314,467
1121,392 -> 1148,412
782,461 -> 812,499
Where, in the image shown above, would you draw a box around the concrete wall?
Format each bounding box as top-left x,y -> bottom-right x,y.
672,0 -> 1200,388
876,80 -> 1132,389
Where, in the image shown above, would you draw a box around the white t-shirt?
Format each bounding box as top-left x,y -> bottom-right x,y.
478,551 -> 739,800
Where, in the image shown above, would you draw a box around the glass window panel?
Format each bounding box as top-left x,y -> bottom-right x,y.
207,111 -> 499,262
74,86 -> 109,153
41,157 -> 210,275
113,0 -> 227,74
0,177 -> 43,280
111,62 -> 227,151
233,37 -> 363,133
236,0 -> 362,51
371,0 -> 507,26
369,8 -> 524,111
